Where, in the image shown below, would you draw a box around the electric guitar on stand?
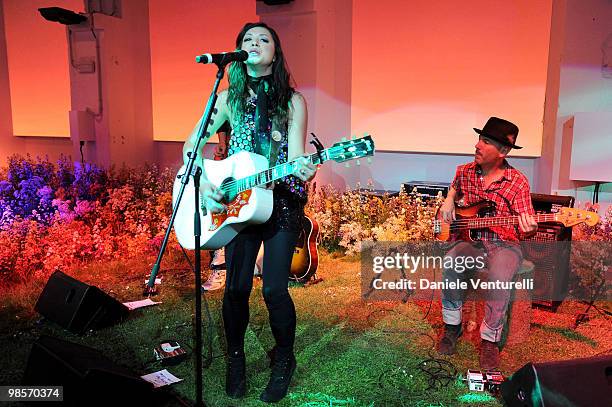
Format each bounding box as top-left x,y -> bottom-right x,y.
173,135 -> 375,250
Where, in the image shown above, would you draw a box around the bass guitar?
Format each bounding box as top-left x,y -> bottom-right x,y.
434,201 -> 599,242
173,135 -> 375,250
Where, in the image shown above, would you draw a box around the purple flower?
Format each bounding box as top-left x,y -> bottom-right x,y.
13,176 -> 44,217
0,180 -> 13,196
37,185 -> 53,201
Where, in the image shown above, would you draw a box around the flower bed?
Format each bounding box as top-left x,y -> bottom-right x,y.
1,156 -> 609,295
0,155 -> 177,283
305,183 -> 442,254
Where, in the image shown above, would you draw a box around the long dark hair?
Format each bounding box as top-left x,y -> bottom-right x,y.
227,22 -> 295,128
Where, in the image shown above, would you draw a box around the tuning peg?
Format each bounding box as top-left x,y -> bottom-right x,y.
341,137 -> 348,142
367,157 -> 372,164
356,159 -> 361,166
345,162 -> 351,168
351,134 -> 356,140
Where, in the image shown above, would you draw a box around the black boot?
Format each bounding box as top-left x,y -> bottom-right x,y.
437,323 -> 462,355
479,340 -> 500,370
259,352 -> 296,403
225,353 -> 246,398
267,346 -> 277,368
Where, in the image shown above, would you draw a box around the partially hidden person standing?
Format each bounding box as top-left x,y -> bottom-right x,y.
182,22 -> 317,403
202,121 -> 231,292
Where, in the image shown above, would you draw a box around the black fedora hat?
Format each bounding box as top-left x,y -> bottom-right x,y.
473,117 -> 522,149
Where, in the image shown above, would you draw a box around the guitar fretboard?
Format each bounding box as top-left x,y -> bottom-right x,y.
229,151 -> 328,194
449,213 -> 558,229
218,136 -> 373,195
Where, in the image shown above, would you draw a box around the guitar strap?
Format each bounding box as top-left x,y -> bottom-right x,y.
253,79 -> 283,169
267,93 -> 296,169
254,79 -> 270,159
253,119 -> 282,169
267,121 -> 282,168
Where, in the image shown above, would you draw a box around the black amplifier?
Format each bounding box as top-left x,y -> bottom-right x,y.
357,189 -> 400,198
401,180 -> 450,198
525,193 -> 575,311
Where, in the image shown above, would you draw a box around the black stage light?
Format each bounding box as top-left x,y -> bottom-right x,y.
38,7 -> 87,25
260,0 -> 294,5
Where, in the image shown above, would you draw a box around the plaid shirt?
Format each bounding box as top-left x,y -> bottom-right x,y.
451,160 -> 535,242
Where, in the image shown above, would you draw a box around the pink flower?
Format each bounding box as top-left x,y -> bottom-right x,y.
74,200 -> 95,217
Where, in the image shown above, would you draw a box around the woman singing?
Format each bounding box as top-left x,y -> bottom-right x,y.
183,22 -> 316,402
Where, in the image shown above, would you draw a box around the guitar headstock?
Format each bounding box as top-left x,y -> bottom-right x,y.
555,207 -> 600,227
328,134 -> 375,164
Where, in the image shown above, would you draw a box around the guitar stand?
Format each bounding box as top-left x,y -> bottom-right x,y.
363,265 -> 413,303
574,279 -> 611,328
305,272 -> 324,286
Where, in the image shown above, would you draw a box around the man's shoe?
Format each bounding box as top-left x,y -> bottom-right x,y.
202,269 -> 226,291
254,262 -> 262,278
479,340 -> 500,370
225,354 -> 246,398
210,248 -> 226,270
260,353 -> 296,403
437,324 -> 462,355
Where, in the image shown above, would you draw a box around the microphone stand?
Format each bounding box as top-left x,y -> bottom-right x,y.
145,63 -> 227,407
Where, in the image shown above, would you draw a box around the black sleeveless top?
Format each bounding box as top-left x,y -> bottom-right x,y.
228,95 -> 306,233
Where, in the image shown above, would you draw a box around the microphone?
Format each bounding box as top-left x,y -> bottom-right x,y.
195,50 -> 248,65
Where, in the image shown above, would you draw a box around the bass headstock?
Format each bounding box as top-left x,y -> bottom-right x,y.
555,207 -> 600,227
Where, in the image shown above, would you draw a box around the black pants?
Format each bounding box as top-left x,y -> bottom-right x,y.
223,221 -> 298,357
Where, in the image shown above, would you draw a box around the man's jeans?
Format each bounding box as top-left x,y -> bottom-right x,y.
441,241 -> 522,342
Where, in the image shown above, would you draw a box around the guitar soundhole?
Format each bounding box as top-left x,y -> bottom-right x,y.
220,177 -> 236,203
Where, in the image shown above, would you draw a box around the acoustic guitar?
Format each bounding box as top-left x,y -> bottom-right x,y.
290,214 -> 320,283
173,135 -> 375,250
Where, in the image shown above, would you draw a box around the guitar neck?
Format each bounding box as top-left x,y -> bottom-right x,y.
235,151 -> 329,193
456,213 -> 557,229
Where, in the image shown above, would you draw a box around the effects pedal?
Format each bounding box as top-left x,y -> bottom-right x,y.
153,341 -> 188,366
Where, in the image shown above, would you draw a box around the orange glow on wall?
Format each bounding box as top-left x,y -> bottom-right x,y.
351,0 -> 552,156
149,0 -> 257,142
4,0 -> 83,137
